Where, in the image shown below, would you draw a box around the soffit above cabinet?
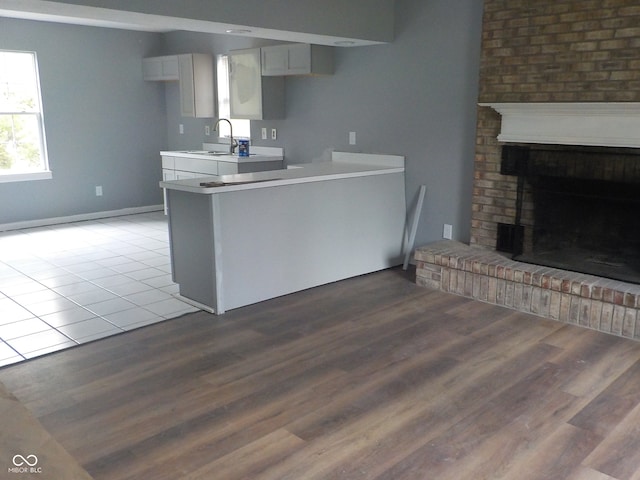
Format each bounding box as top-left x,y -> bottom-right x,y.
0,0 -> 393,47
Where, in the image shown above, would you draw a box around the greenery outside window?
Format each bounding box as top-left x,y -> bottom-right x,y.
0,50 -> 51,183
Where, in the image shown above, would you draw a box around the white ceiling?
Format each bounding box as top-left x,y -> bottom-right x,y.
0,0 -> 383,46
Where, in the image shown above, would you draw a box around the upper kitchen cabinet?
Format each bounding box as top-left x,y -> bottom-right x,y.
142,55 -> 179,81
143,53 -> 215,118
178,54 -> 214,118
261,44 -> 334,76
229,48 -> 284,120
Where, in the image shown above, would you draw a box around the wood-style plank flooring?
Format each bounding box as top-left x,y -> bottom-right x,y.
2,267 -> 640,479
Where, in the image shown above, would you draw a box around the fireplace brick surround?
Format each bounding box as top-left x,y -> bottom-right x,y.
474,0 -> 640,249
416,0 -> 640,339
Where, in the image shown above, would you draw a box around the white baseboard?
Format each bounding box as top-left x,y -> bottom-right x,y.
0,205 -> 164,232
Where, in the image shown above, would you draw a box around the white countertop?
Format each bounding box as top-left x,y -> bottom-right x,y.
159,151 -> 405,194
160,150 -> 283,163
161,143 -> 283,163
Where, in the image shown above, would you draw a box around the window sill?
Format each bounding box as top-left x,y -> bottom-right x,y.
0,171 -> 52,183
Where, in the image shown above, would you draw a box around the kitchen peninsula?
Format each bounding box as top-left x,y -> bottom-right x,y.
160,152 -> 406,314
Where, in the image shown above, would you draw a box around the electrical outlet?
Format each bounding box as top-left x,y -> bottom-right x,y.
443,224 -> 453,239
271,128 -> 277,140
205,125 -> 210,136
179,124 -> 184,135
261,127 -> 267,140
96,186 -> 103,197
349,131 -> 357,145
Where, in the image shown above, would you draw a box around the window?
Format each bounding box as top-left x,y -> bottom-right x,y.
216,54 -> 250,140
0,50 -> 50,183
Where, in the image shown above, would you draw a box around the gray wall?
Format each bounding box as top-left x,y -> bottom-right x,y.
1,0 -> 484,248
163,0 -> 484,246
281,0 -> 484,245
0,17 -> 166,224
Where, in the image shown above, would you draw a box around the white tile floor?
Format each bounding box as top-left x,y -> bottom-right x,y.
0,211 -> 199,367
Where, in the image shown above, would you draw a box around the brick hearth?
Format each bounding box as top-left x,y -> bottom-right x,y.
416,241 -> 640,340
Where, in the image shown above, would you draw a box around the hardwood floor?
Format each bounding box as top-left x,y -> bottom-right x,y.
2,267 -> 640,479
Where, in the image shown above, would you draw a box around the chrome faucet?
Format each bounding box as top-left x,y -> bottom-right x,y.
213,118 -> 237,154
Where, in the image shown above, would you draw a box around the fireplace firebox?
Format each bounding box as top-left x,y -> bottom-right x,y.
498,144 -> 640,284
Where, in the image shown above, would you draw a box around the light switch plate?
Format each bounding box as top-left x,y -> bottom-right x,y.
261,127 -> 268,140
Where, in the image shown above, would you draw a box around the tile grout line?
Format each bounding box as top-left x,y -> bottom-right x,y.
0,212 -> 199,365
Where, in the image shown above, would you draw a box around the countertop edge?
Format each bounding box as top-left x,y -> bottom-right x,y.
160,164 -> 404,194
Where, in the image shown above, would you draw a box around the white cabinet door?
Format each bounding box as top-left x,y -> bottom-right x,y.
174,170 -> 199,180
260,44 -> 333,76
161,156 -> 175,170
229,49 -> 263,120
145,54 -> 214,117
179,55 -> 196,117
179,54 -> 214,118
174,157 -> 218,176
261,46 -> 289,76
286,43 -> 312,75
143,56 -> 179,81
229,48 -> 285,120
163,156 -> 219,177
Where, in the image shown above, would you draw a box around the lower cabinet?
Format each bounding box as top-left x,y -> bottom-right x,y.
161,155 -> 283,213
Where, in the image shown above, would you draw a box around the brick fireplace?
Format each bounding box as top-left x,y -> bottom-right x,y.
415,0 -> 640,339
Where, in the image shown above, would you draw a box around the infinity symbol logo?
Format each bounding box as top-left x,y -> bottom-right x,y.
12,454 -> 38,467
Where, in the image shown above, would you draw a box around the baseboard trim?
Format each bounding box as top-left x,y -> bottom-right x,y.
0,205 -> 164,232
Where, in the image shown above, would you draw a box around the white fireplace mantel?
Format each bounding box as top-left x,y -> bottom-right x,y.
479,102 -> 640,148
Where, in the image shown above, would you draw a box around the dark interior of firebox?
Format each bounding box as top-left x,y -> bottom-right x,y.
500,144 -> 640,284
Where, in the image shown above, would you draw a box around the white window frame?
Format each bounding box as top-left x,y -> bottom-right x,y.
216,54 -> 250,141
0,50 -> 51,183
